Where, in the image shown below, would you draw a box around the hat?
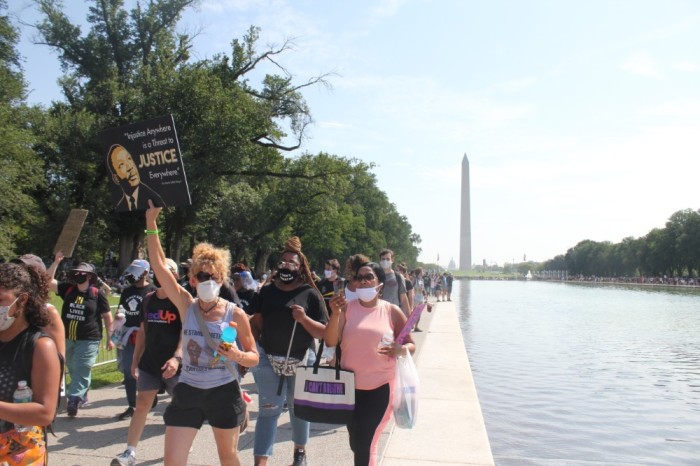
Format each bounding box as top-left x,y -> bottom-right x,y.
11,254 -> 46,272
72,262 -> 97,275
124,259 -> 150,278
164,258 -> 178,275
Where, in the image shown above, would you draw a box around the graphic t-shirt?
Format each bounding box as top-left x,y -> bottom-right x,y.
119,284 -> 156,328
180,302 -> 236,389
236,288 -> 257,315
253,283 -> 328,359
58,282 -> 110,341
139,292 -> 183,377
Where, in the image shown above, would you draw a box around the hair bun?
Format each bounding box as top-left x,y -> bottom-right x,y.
285,236 -> 302,253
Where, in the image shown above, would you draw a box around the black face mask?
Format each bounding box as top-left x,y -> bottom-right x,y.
277,268 -> 299,284
72,274 -> 89,285
124,274 -> 137,285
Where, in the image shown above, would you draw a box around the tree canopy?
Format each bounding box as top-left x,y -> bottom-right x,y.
0,0 -> 420,273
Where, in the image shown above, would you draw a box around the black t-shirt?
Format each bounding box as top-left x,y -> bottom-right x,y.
119,283 -> 157,328
254,283 -> 328,359
139,292 -> 183,377
236,288 -> 257,315
58,282 -> 111,341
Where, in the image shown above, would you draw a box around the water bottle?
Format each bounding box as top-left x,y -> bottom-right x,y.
111,306 -> 126,346
221,321 -> 238,347
13,380 -> 33,432
378,331 -> 394,352
213,321 -> 237,359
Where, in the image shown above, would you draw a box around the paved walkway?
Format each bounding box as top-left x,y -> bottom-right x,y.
47,299 -> 493,465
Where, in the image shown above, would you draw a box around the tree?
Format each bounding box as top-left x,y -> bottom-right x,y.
0,0 -> 44,259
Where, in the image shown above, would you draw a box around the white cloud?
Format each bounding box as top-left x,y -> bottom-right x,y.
674,60 -> 700,72
618,52 -> 663,78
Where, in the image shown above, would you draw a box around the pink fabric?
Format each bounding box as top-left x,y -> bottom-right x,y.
341,299 -> 396,390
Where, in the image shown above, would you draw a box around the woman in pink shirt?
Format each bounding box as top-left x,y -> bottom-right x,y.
325,261 -> 415,466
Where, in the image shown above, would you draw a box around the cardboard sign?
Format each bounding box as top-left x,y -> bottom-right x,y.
53,209 -> 89,257
99,115 -> 191,211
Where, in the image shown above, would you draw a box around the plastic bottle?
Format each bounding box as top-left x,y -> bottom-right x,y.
378,331 -> 394,351
221,321 -> 238,347
213,321 -> 238,359
110,306 -> 126,346
13,380 -> 33,432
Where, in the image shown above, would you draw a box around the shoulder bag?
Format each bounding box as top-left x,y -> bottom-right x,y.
293,340 -> 355,425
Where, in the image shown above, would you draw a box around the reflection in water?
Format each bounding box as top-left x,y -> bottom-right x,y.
455,279 -> 700,466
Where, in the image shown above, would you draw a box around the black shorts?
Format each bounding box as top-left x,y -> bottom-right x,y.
164,380 -> 246,429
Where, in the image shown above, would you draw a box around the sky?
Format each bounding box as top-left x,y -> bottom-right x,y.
10,0 -> 700,267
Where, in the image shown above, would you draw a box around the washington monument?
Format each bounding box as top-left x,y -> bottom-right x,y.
460,153 -> 472,270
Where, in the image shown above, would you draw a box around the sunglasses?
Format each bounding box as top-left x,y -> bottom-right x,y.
277,261 -> 300,270
195,271 -> 217,282
355,273 -> 377,283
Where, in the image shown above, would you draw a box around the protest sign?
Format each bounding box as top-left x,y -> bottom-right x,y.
99,115 -> 191,211
53,209 -> 89,257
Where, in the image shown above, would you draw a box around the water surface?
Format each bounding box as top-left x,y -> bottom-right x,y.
455,280 -> 700,465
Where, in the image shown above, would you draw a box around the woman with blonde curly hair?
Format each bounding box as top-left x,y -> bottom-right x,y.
250,237 -> 328,466
145,202 -> 259,466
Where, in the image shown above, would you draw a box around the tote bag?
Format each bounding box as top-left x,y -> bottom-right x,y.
294,341 -> 355,424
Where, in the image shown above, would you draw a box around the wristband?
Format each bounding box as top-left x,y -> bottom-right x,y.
144,229 -> 159,235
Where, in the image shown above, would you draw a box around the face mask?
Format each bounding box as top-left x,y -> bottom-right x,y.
0,298 -> 18,331
278,268 -> 299,284
324,270 -> 334,279
197,280 -> 220,302
344,287 -> 359,301
357,286 -> 379,303
72,274 -> 89,285
380,260 -> 392,270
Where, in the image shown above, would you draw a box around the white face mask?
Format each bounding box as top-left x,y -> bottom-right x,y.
197,280 -> 220,302
0,298 -> 18,331
344,287 -> 359,301
356,286 -> 379,303
324,270 -> 334,279
380,259 -> 392,270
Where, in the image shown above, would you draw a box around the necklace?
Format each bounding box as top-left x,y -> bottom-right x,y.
199,297 -> 219,315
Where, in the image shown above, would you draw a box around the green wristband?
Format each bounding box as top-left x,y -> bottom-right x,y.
144,229 -> 159,235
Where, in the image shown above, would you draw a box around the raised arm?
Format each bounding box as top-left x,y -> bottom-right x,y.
324,294 -> 347,347
47,251 -> 64,293
144,201 -> 193,317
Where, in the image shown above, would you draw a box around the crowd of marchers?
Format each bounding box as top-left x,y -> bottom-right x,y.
0,203 -> 440,466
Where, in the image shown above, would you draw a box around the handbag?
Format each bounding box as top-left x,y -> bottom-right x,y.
293,340 -> 355,424
392,350 -> 419,429
267,353 -> 304,376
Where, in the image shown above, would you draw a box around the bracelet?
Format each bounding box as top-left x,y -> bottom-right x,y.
144,229 -> 159,235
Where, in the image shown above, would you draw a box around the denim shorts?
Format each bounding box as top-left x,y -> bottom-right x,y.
164,381 -> 245,429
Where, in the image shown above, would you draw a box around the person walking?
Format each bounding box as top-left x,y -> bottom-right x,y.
249,237 -> 328,466
145,201 -> 258,466
0,262 -> 62,464
325,261 -> 415,466
113,259 -> 156,421
111,258 -> 183,466
48,253 -> 114,417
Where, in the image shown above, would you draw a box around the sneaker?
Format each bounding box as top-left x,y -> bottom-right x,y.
66,395 -> 80,417
292,448 -> 307,466
117,407 -> 135,420
111,449 -> 136,466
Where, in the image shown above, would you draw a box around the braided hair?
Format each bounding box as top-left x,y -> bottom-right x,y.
282,236 -> 319,291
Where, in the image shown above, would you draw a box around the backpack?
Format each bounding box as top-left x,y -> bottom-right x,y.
18,328 -> 65,435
